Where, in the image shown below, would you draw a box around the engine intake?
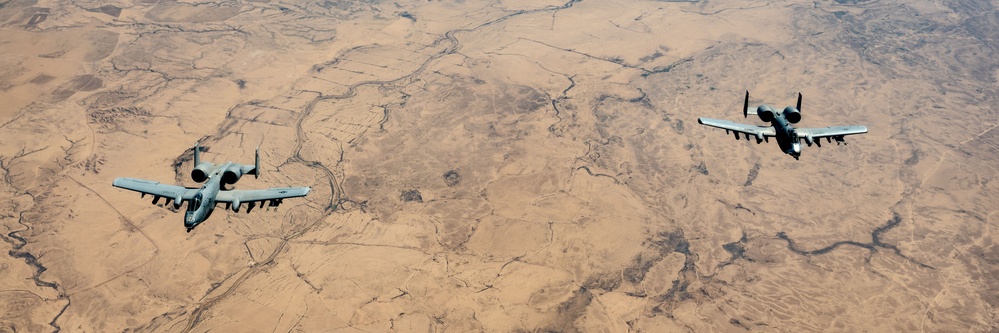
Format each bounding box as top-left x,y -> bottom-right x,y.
222,165 -> 243,184
783,106 -> 801,123
757,105 -> 775,122
191,162 -> 213,182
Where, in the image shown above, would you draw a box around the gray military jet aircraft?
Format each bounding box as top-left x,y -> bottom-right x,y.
113,143 -> 310,231
697,91 -> 868,160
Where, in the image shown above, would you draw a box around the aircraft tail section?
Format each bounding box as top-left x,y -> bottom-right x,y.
796,93 -> 802,113
190,143 -> 214,182
193,142 -> 200,167
743,90 -> 751,118
191,142 -> 262,181
254,146 -> 260,179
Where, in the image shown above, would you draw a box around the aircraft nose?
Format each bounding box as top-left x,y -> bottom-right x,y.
184,212 -> 198,230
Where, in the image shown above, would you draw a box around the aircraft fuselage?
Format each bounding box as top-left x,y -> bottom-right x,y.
768,113 -> 802,159
183,164 -> 231,231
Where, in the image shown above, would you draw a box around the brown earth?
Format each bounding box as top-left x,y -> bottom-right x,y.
0,0 -> 996,331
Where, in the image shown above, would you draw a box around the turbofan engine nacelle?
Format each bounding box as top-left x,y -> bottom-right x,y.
191,162 -> 213,182
756,105 -> 775,122
222,165 -> 243,184
783,106 -> 801,123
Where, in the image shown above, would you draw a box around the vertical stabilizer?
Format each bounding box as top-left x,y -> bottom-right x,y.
743,90 -> 750,118
796,93 -> 802,112
193,142 -> 200,167
254,146 -> 260,179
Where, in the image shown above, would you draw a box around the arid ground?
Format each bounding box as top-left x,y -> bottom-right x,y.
0,0 -> 996,331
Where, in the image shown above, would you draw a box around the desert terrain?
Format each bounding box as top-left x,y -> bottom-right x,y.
0,0 -> 996,331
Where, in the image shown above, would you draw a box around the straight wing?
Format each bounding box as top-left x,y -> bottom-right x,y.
795,126 -> 868,139
112,177 -> 198,201
215,187 -> 310,204
697,118 -> 776,138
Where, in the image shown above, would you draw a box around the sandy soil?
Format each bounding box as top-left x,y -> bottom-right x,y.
0,0 -> 996,331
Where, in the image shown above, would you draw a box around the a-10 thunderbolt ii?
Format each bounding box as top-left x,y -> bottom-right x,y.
113,143 -> 310,231
697,91 -> 868,160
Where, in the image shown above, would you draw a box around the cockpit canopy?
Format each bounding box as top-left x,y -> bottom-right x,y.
189,193 -> 203,211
